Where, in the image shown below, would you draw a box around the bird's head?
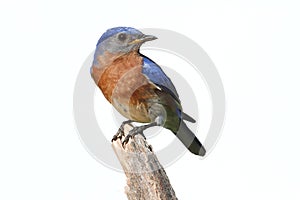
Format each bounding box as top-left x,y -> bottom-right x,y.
95,27 -> 157,55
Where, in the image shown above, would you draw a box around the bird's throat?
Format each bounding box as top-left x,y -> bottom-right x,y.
91,51 -> 140,83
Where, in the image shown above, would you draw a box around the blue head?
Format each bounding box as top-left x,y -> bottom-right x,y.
95,27 -> 157,55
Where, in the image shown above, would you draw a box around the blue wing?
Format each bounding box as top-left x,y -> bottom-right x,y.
142,56 -> 197,123
141,56 -> 180,102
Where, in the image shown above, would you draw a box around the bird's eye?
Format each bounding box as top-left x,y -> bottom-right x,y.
118,33 -> 127,41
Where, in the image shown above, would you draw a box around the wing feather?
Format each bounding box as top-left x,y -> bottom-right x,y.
141,56 -> 179,101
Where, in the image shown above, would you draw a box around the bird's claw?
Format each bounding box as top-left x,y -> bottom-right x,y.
122,127 -> 146,147
111,120 -> 134,142
122,134 -> 133,146
111,133 -> 121,142
111,127 -> 125,142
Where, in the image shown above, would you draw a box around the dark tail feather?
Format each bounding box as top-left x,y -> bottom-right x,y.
174,121 -> 206,156
182,112 -> 196,123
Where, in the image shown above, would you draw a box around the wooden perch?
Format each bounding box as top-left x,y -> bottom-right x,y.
112,124 -> 178,200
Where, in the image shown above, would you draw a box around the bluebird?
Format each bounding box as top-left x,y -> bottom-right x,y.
90,27 -> 206,156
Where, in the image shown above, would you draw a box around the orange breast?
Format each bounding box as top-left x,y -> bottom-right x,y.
95,52 -> 158,122
98,52 -> 144,102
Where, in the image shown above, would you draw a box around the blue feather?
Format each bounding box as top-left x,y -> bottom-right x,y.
142,56 -> 179,101
97,27 -> 142,46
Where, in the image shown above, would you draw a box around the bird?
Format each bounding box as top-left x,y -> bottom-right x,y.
90,27 -> 206,156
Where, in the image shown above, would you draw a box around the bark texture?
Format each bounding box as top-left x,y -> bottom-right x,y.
112,124 -> 178,200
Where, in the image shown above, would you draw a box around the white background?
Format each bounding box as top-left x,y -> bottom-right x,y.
1,1 -> 300,199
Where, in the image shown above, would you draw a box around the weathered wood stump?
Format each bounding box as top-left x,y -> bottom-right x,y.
112,124 -> 178,200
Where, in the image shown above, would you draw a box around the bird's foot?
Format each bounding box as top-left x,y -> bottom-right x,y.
111,133 -> 121,142
122,126 -> 147,146
111,120 -> 134,142
121,121 -> 158,146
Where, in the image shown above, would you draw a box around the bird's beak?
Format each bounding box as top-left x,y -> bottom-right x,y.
129,34 -> 158,45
